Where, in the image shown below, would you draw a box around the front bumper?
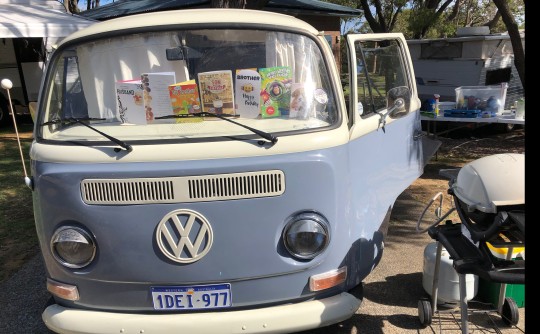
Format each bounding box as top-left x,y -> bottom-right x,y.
43,292 -> 361,334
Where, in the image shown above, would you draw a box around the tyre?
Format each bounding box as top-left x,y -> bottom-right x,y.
501,297 -> 519,326
418,298 -> 433,327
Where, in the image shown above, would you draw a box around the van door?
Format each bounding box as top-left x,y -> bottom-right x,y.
345,33 -> 427,212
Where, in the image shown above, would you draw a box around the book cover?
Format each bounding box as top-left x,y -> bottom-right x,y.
235,68 -> 261,119
168,79 -> 203,123
115,79 -> 147,124
197,70 -> 235,116
289,82 -> 316,119
258,66 -> 292,118
141,72 -> 176,121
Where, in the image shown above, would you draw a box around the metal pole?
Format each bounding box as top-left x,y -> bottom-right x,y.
458,273 -> 469,334
1,78 -> 32,189
431,242 -> 443,314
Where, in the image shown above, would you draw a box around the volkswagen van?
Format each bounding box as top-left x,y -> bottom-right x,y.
11,8 -> 430,334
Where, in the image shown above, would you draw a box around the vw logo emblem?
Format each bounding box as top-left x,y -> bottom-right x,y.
156,209 -> 213,263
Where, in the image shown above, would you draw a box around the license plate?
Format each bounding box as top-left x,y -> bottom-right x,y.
151,284 -> 231,310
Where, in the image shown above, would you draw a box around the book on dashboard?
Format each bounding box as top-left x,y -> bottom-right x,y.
234,68 -> 261,119
197,70 -> 235,118
168,79 -> 203,123
115,79 -> 147,124
258,66 -> 292,118
141,71 -> 176,121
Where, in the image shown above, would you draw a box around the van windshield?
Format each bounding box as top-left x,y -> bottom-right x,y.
39,29 -> 338,143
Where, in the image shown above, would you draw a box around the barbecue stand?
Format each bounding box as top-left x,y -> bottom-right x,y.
416,154 -> 525,333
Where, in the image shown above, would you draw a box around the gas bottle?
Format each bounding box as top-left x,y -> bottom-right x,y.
422,242 -> 478,305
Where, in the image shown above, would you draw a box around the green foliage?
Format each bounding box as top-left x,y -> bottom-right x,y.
0,124 -> 37,283
325,0 -> 525,38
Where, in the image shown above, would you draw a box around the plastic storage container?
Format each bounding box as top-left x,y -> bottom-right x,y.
455,83 -> 508,116
438,101 -> 456,112
477,277 -> 525,308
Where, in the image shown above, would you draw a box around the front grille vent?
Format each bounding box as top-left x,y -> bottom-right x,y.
81,170 -> 284,205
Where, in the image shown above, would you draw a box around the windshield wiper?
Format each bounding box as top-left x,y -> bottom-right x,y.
40,118 -> 132,152
156,112 -> 278,146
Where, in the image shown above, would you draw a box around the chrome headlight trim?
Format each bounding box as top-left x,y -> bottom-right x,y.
282,211 -> 330,260
50,226 -> 96,269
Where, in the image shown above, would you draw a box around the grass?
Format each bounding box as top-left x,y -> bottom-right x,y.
0,123 -> 37,283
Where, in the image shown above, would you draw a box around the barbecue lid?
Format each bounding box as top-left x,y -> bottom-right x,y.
451,153 -> 525,213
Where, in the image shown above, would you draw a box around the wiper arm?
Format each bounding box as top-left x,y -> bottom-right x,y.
40,118 -> 132,152
42,117 -> 106,125
156,112 -> 278,146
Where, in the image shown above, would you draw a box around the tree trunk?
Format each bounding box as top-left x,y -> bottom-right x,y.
67,0 -> 80,13
492,0 -> 525,93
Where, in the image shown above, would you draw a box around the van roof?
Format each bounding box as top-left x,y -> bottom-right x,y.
59,8 -> 319,47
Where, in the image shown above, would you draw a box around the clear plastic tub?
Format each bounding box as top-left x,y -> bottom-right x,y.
455,83 -> 508,115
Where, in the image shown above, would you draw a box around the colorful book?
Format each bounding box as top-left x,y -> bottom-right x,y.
169,79 -> 203,123
115,79 -> 147,124
197,70 -> 235,117
235,68 -> 261,119
289,82 -> 316,119
258,66 -> 292,118
141,72 -> 176,121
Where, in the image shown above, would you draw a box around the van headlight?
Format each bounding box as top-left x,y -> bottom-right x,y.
51,226 -> 96,268
283,211 -> 330,260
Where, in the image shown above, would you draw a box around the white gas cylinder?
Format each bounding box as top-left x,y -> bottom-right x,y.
422,242 -> 478,305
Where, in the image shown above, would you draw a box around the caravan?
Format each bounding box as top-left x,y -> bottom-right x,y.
407,27 -> 524,110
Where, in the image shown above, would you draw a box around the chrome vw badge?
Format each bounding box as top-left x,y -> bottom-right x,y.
156,209 -> 213,263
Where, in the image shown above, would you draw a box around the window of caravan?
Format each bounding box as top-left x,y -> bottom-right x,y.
39,29 -> 339,143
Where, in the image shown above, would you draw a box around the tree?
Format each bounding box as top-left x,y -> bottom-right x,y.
492,0 -> 525,91
64,0 -> 80,13
408,0 -> 454,39
325,0 -> 407,34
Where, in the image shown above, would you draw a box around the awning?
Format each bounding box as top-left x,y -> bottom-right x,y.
0,0 -> 96,38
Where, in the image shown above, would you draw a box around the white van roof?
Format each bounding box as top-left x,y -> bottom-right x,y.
58,8 -> 319,47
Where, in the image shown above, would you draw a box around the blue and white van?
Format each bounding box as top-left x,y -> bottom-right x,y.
19,8 -> 429,334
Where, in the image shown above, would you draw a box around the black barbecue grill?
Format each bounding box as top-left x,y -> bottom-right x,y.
417,153 -> 525,333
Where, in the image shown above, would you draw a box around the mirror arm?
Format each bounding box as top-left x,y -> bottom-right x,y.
377,98 -> 405,132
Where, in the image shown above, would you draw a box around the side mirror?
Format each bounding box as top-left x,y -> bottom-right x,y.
378,86 -> 411,131
386,86 -> 411,118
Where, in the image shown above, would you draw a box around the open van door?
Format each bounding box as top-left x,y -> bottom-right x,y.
345,33 -> 433,216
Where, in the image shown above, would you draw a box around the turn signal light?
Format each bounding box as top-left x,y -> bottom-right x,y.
309,266 -> 347,291
47,278 -> 80,301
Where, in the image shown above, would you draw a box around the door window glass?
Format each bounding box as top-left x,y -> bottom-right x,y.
354,39 -> 409,115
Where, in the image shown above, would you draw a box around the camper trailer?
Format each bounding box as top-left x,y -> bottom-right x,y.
0,0 -> 95,127
407,27 -> 524,109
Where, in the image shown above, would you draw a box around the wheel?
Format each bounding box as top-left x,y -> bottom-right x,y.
418,298 -> 433,327
501,297 -> 519,326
